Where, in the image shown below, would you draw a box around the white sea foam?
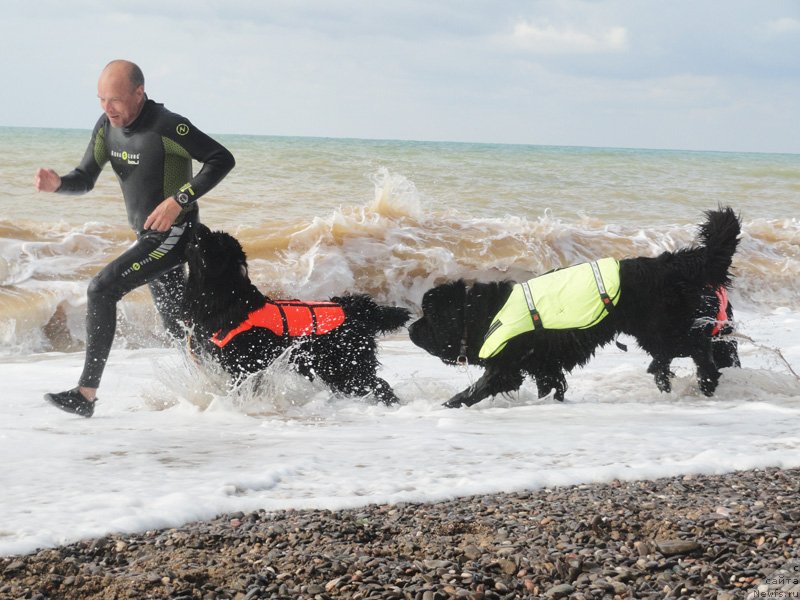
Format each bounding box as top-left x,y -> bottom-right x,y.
1,307 -> 799,556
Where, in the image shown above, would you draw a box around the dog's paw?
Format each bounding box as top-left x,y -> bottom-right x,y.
373,381 -> 400,406
554,377 -> 567,402
654,371 -> 672,393
443,397 -> 465,409
698,374 -> 720,397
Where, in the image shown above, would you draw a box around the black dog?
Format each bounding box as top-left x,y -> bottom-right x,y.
182,223 -> 410,404
409,207 -> 741,408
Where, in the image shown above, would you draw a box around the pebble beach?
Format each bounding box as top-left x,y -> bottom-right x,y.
2,466 -> 798,600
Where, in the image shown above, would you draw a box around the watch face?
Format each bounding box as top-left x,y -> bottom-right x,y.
177,192 -> 190,205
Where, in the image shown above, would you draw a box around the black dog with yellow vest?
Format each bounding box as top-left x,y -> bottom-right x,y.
409,207 -> 741,407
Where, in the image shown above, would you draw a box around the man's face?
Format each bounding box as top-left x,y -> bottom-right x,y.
97,69 -> 143,128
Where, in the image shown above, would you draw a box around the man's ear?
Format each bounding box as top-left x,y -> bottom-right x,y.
240,262 -> 248,278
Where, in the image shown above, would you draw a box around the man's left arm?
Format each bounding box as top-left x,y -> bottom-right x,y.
170,122 -> 236,205
144,121 -> 235,231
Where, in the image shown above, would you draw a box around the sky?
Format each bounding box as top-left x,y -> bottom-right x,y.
1,0 -> 799,153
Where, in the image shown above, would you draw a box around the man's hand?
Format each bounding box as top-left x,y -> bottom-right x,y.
144,197 -> 183,232
35,168 -> 61,192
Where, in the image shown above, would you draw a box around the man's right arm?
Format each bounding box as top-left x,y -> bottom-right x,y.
38,116 -> 109,194
34,168 -> 62,192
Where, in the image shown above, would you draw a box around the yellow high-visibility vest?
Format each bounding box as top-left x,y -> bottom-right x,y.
479,257 -> 621,359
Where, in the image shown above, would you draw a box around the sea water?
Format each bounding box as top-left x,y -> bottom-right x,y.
1,126 -> 799,555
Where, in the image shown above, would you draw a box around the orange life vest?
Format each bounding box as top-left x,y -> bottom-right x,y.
210,300 -> 346,347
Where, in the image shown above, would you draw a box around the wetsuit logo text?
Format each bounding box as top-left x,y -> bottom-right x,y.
111,150 -> 141,165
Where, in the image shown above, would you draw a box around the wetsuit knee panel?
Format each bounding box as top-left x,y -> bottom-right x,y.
87,270 -> 127,303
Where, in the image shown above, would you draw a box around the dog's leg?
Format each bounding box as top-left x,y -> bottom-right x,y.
535,376 -> 553,399
533,370 -> 568,402
552,372 -> 567,402
712,338 -> 740,369
647,357 -> 674,393
444,367 -> 524,408
325,374 -> 400,406
692,341 -> 721,396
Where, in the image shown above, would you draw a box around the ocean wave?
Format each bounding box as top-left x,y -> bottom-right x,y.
1,177 -> 798,354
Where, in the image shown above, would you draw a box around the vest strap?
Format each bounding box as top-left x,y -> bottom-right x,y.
521,281 -> 541,329
590,260 -> 614,315
276,303 -> 290,336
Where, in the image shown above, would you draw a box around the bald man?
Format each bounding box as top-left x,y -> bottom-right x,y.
35,60 -> 235,417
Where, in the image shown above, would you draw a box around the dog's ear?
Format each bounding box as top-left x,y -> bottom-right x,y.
220,233 -> 247,263
193,222 -> 211,240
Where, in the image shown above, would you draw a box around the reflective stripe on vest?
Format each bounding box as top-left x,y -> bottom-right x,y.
479,257 -> 621,359
211,300 -> 346,347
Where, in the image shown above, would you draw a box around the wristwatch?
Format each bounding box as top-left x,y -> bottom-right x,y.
175,191 -> 191,206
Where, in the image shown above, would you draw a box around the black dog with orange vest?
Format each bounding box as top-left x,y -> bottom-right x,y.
182,223 -> 410,404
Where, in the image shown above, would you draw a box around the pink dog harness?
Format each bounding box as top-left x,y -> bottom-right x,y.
711,286 -> 729,336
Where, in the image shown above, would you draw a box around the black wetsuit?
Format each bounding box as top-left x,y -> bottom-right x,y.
57,98 -> 235,388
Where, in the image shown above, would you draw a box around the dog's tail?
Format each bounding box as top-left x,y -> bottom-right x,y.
335,294 -> 411,334
695,206 -> 741,288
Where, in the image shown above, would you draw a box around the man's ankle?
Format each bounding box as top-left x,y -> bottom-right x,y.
78,387 -> 97,402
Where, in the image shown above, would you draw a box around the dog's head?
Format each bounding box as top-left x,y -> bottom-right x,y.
409,281 -> 468,365
182,223 -> 267,336
409,280 -> 512,366
186,222 -> 249,285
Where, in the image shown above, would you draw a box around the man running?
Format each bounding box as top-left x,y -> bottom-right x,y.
35,59 -> 235,417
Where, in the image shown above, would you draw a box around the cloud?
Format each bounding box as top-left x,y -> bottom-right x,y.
763,16 -> 800,36
508,20 -> 628,54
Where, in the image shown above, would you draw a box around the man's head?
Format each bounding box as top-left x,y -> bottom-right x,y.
97,60 -> 145,128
